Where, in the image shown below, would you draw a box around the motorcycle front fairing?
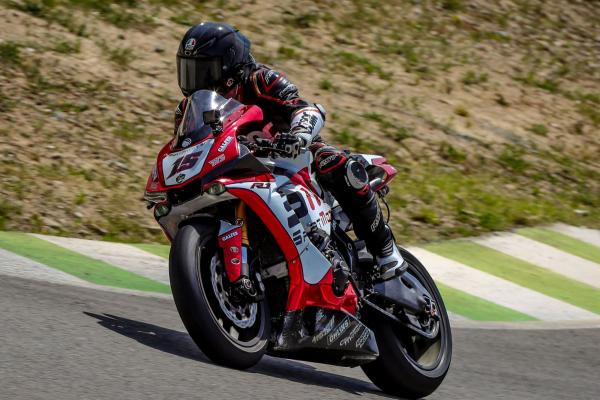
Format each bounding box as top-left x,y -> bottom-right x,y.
144,90 -> 266,195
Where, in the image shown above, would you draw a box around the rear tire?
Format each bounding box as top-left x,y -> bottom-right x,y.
169,223 -> 270,369
361,248 -> 452,399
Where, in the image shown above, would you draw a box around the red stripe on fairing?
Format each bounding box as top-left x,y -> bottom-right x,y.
227,187 -> 358,314
299,187 -> 315,210
302,270 -> 358,314
227,187 -> 305,310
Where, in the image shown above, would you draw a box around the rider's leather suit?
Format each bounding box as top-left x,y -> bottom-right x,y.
173,64 -> 394,260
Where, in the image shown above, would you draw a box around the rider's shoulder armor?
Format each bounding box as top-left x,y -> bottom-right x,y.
248,67 -> 302,106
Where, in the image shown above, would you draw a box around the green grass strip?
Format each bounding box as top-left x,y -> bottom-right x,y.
518,227 -> 600,265
424,240 -> 600,315
134,243 -> 170,259
0,232 -> 170,293
436,283 -> 535,321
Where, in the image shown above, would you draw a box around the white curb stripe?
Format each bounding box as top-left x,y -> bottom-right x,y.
0,248 -> 90,285
31,234 -> 170,285
549,223 -> 600,248
408,247 -> 598,321
474,233 -> 600,289
0,247 -> 171,299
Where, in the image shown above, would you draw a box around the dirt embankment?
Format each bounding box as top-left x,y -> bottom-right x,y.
1,0 -> 598,243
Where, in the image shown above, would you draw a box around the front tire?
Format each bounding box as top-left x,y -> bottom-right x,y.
361,248 -> 452,398
169,223 -> 270,369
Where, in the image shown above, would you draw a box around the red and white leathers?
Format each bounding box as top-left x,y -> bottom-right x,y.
173,63 -> 405,278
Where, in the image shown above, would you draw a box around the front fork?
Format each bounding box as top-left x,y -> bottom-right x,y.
216,202 -> 249,282
216,202 -> 261,300
236,201 -> 251,279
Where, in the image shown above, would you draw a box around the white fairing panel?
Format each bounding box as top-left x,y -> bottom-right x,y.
356,153 -> 382,165
162,140 -> 214,186
227,172 -> 333,285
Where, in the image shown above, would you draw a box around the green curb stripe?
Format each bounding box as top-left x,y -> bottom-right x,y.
437,283 -> 536,321
424,241 -> 600,315
0,232 -> 170,294
518,228 -> 600,265
133,243 -> 170,259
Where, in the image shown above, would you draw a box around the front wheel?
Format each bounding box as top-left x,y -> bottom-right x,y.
361,248 -> 452,399
169,223 -> 270,369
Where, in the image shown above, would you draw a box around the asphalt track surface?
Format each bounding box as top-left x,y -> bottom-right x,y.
2,276 -> 599,400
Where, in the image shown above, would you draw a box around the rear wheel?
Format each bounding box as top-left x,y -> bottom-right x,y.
361,248 -> 452,399
169,223 -> 270,369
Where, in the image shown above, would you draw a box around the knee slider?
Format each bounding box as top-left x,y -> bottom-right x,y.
345,160 -> 369,190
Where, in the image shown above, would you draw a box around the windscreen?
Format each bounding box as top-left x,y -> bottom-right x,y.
177,90 -> 243,147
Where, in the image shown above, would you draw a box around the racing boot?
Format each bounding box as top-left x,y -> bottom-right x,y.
374,234 -> 408,281
342,189 -> 407,281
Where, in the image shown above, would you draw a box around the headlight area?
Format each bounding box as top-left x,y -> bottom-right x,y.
143,191 -> 168,209
149,183 -> 226,222
154,201 -> 172,219
203,181 -> 227,196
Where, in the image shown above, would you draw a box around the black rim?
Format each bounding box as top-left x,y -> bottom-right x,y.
393,263 -> 449,372
196,242 -> 267,349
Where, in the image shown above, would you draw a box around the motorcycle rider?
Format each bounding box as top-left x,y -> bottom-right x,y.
174,22 -> 407,280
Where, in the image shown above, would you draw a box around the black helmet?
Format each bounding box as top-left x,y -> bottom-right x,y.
176,22 -> 251,97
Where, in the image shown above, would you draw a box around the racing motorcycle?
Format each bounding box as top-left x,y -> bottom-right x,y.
144,90 -> 452,398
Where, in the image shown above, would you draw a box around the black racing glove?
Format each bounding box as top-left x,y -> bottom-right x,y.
273,133 -> 303,159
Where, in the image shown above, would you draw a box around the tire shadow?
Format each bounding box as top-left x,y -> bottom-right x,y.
84,312 -> 400,398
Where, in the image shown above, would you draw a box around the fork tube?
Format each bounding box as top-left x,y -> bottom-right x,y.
236,202 -> 250,277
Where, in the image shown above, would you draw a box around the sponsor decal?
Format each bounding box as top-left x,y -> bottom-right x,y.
292,229 -> 307,246
318,154 -> 337,169
185,38 -> 196,50
175,173 -> 186,183
265,70 -> 276,82
316,309 -> 326,322
250,182 -> 271,189
355,328 -> 371,348
182,138 -> 192,148
370,206 -> 381,232
295,113 -> 319,133
340,324 -> 363,347
327,318 -> 350,345
208,154 -> 225,167
318,210 -> 332,227
312,317 -> 335,343
217,136 -> 233,152
230,246 -> 239,253
221,230 -> 238,241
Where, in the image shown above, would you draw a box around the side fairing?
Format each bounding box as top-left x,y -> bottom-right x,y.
226,177 -> 332,285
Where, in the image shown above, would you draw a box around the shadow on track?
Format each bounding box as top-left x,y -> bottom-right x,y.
84,312 -> 398,399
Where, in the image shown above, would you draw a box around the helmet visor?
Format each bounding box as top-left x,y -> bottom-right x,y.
177,56 -> 223,95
